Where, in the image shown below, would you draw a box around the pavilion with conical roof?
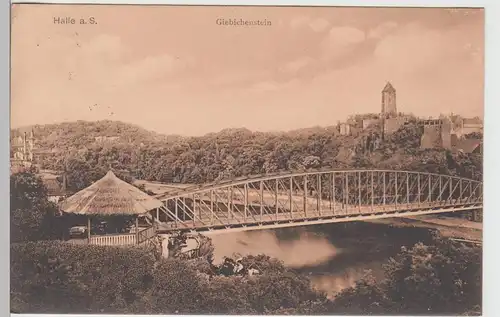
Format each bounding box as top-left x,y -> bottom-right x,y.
59,170 -> 163,245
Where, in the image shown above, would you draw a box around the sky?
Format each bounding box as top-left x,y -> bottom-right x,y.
11,5 -> 484,136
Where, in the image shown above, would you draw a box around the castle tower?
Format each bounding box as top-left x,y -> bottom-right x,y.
381,82 -> 397,117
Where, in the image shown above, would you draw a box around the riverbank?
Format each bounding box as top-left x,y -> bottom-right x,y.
368,214 -> 482,240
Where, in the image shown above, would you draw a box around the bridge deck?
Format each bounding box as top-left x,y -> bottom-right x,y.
157,199 -> 481,233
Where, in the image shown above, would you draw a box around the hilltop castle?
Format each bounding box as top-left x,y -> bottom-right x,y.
338,82 -> 407,137
336,82 -> 483,153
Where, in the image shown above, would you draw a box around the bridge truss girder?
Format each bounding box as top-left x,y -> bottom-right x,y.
153,170 -> 483,233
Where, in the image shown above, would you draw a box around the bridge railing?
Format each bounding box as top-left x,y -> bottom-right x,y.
154,170 -> 482,230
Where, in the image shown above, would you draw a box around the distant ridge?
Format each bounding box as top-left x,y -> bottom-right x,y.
10,120 -> 185,149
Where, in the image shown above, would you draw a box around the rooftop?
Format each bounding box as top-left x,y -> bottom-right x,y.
59,171 -> 163,216
454,138 -> 482,154
463,117 -> 483,125
382,82 -> 396,93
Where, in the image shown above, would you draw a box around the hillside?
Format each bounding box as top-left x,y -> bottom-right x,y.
11,120 -> 184,151
11,120 -> 482,192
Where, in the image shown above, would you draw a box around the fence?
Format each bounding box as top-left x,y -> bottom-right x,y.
137,226 -> 157,244
89,233 -> 137,246
79,226 -> 157,247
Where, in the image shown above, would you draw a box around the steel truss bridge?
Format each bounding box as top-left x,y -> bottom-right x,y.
152,169 -> 483,233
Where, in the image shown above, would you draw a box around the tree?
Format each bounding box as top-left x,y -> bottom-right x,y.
246,270 -> 326,313
148,258 -> 210,314
204,276 -> 257,314
303,155 -> 321,169
10,170 -> 59,242
17,118 -> 482,188
332,236 -> 482,315
10,241 -> 158,314
332,271 -> 391,314
383,238 -> 481,315
352,152 -> 372,168
58,156 -> 135,193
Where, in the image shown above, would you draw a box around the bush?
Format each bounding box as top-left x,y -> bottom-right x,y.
332,237 -> 482,315
383,238 -> 482,314
147,258 -> 210,314
204,276 -> 258,314
10,241 -> 330,314
10,241 -> 156,314
246,270 -> 327,314
10,171 -> 59,242
12,236 -> 479,315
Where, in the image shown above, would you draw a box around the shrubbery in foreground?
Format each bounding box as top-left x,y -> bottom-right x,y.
10,241 -> 327,314
11,236 -> 481,315
10,171 -> 60,243
333,237 -> 482,315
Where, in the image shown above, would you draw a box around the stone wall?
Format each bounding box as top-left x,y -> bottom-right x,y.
350,126 -> 362,137
421,125 -> 442,149
441,120 -> 452,150
339,123 -> 351,136
383,117 -> 407,135
362,118 -> 380,130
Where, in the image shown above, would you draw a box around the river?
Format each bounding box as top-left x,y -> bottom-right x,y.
169,214 -> 481,298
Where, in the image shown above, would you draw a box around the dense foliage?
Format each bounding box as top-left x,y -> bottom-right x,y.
10,241 -> 328,314
15,120 -> 483,193
16,120 -> 183,149
333,235 -> 482,315
10,170 -> 60,242
10,237 -> 481,315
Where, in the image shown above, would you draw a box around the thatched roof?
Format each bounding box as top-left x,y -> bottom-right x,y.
59,171 -> 163,216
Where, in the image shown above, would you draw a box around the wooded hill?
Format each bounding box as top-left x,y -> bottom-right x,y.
11,119 -> 482,193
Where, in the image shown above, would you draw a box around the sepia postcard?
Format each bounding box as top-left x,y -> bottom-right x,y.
10,4 -> 484,315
